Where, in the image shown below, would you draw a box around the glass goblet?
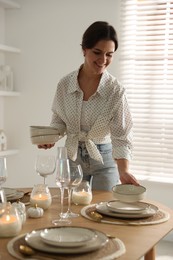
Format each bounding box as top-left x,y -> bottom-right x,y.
35,154 -> 55,184
52,159 -> 71,226
66,164 -> 83,218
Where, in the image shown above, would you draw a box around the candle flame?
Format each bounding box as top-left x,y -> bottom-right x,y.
6,214 -> 11,222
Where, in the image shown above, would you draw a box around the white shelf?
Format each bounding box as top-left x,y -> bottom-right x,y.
0,149 -> 19,157
0,0 -> 20,9
0,90 -> 20,96
0,44 -> 20,53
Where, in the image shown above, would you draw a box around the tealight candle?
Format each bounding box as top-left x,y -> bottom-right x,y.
30,193 -> 52,210
0,203 -> 22,237
72,189 -> 92,205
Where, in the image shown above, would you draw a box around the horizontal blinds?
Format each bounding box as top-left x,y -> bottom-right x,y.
120,0 -> 173,178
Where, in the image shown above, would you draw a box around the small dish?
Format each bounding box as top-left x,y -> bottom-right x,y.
112,184 -> 146,202
106,200 -> 150,214
40,227 -> 98,247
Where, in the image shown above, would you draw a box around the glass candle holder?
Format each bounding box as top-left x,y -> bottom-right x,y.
72,181 -> 92,205
0,202 -> 22,237
30,184 -> 52,210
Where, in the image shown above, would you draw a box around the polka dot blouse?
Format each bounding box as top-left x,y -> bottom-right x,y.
50,66 -> 133,163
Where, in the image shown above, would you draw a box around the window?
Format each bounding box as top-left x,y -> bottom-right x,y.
120,0 -> 173,180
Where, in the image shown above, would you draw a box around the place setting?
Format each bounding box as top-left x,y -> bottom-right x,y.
7,226 -> 126,260
81,184 -> 170,226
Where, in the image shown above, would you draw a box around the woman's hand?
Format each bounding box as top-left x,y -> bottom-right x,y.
119,171 -> 139,185
37,143 -> 55,149
116,158 -> 140,186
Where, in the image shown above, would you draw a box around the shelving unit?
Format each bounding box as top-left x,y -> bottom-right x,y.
0,149 -> 19,156
0,0 -> 20,9
0,44 -> 20,53
0,90 -> 20,96
0,0 -> 21,158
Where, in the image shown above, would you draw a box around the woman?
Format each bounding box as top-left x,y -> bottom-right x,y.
38,21 -> 139,190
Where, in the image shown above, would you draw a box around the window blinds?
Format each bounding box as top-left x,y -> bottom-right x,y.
119,0 -> 173,179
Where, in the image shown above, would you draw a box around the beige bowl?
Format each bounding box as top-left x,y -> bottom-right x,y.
30,126 -> 59,137
31,134 -> 60,145
112,184 -> 146,203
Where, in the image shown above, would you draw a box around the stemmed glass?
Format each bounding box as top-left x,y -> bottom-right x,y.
66,164 -> 83,218
35,154 -> 56,184
0,157 -> 7,205
57,146 -> 68,160
0,157 -> 8,189
52,159 -> 71,225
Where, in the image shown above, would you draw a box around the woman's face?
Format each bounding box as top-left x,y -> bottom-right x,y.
83,40 -> 115,75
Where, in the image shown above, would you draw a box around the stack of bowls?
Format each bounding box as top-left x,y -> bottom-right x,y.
112,184 -> 146,203
30,126 -> 60,145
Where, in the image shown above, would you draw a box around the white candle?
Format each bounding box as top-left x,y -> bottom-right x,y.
72,190 -> 92,205
30,193 -> 52,210
0,214 -> 22,237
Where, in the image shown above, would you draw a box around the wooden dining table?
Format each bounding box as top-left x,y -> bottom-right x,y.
1,188 -> 173,260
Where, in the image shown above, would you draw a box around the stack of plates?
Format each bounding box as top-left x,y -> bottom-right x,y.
30,126 -> 60,145
96,200 -> 158,219
4,188 -> 24,202
25,227 -> 109,254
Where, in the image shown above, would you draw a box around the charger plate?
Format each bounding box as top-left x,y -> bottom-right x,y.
81,204 -> 170,226
7,230 -> 126,260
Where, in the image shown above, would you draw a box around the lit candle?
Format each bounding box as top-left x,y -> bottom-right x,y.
72,189 -> 92,205
30,193 -> 52,210
0,214 -> 22,237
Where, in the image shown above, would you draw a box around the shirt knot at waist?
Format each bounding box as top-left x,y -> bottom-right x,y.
66,132 -> 104,164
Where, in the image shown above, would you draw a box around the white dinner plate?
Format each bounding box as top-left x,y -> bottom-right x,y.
4,188 -> 17,197
40,227 -> 98,247
7,191 -> 24,202
25,228 -> 108,254
96,202 -> 158,219
106,200 -> 150,214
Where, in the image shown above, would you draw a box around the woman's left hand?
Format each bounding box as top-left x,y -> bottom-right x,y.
119,171 -> 140,186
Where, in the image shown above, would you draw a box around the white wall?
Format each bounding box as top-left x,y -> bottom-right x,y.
3,0 -> 121,188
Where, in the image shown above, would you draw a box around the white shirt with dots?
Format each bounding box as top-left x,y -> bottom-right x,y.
50,66 -> 133,163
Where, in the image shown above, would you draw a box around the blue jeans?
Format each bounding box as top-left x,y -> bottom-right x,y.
69,142 -> 119,191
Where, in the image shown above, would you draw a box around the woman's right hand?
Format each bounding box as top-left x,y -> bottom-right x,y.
37,143 -> 55,149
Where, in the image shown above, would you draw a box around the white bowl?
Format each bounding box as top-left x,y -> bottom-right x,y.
112,184 -> 146,203
31,134 -> 60,145
30,126 -> 59,137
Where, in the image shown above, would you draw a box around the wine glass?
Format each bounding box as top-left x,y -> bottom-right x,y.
55,146 -> 68,199
52,159 -> 71,225
0,157 -> 8,189
57,146 -> 68,159
35,154 -> 56,184
66,164 -> 83,218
